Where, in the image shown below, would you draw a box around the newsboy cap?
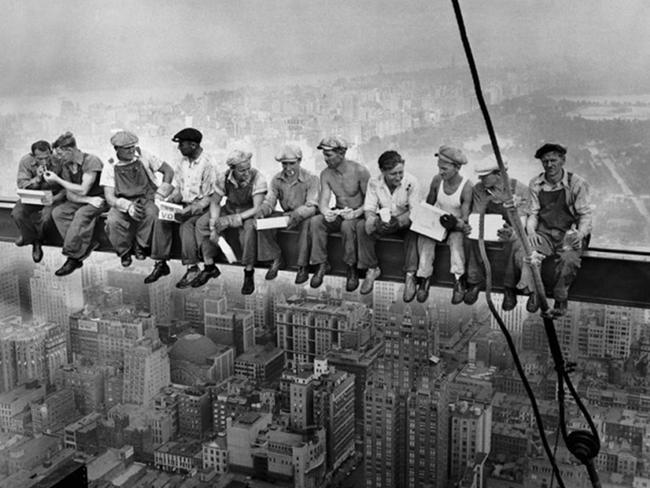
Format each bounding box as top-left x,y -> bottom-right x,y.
475,159 -> 508,177
436,145 -> 467,165
226,149 -> 253,167
534,143 -> 567,159
110,130 -> 139,147
317,136 -> 347,151
275,144 -> 303,162
172,128 -> 202,144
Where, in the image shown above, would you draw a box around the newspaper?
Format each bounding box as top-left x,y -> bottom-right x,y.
256,216 -> 289,230
156,201 -> 183,222
468,214 -> 504,241
410,202 -> 448,241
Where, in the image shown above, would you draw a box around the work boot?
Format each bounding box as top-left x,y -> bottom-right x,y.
451,276 -> 466,305
554,299 -> 568,316
134,246 -> 147,261
403,272 -> 417,303
360,267 -> 381,295
310,262 -> 330,289
526,293 -> 540,313
190,264 -> 221,288
32,242 -> 43,263
346,265 -> 359,292
265,257 -> 283,281
121,253 -> 132,268
55,258 -> 83,277
416,276 -> 431,303
502,287 -> 518,311
175,265 -> 199,288
295,266 -> 309,285
144,260 -> 170,284
242,269 -> 255,295
463,282 -> 482,305
15,236 -> 26,247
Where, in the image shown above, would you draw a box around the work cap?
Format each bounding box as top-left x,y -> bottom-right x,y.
172,128 -> 202,144
110,131 -> 139,148
275,144 -> 303,162
534,143 -> 567,159
317,136 -> 347,151
436,145 -> 467,166
226,149 -> 253,167
475,159 -> 508,177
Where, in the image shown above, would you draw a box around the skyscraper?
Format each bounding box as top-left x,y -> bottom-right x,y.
204,297 -> 254,355
448,401 -> 492,485
122,333 -> 170,406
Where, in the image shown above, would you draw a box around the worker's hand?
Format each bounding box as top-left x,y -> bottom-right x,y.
174,207 -> 190,222
128,201 -> 145,220
43,171 -> 59,184
88,196 -> 105,209
497,226 -> 514,242
563,230 -> 583,250
215,216 -> 232,233
36,165 -> 47,178
339,208 -> 355,220
365,216 -> 378,235
440,214 -> 458,231
286,211 -> 301,230
527,232 -> 543,249
379,217 -> 399,234
156,182 -> 174,201
459,221 -> 472,235
324,209 -> 338,223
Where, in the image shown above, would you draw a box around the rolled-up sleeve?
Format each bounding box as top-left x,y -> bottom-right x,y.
293,174 -> 319,219
572,177 -> 592,237
363,179 -> 380,214
16,155 -> 36,189
252,171 -> 268,196
99,162 -> 115,188
259,178 -> 280,217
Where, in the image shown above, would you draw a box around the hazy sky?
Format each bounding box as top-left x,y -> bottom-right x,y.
2,0 -> 649,96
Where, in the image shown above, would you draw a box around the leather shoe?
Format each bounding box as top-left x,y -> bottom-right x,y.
451,277 -> 466,305
554,299 -> 568,315
55,258 -> 83,276
403,273 -> 417,303
463,282 -> 481,305
310,262 -> 330,289
134,246 -> 147,261
121,254 -> 132,268
175,266 -> 199,288
416,277 -> 431,303
190,265 -> 221,288
241,270 -> 255,295
346,265 -> 359,292
15,236 -> 26,247
265,257 -> 283,281
32,242 -> 43,263
502,287 -> 518,311
360,267 -> 381,295
526,293 -> 540,313
144,261 -> 170,284
295,266 -> 309,285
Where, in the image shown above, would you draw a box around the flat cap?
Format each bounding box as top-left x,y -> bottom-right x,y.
275,144 -> 303,162
475,159 -> 508,177
172,128 -> 202,144
436,145 -> 467,165
226,149 -> 253,167
534,143 -> 566,159
317,136 -> 347,151
110,130 -> 139,147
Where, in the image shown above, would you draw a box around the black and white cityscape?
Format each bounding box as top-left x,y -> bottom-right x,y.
1,1 -> 650,488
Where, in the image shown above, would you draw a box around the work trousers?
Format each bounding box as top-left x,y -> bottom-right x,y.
196,208 -> 257,266
11,202 -> 58,245
105,200 -> 158,258
310,215 -> 361,266
150,210 -> 207,265
416,231 -> 465,278
52,200 -> 107,260
356,222 -> 418,274
465,237 -> 518,288
257,212 -> 313,266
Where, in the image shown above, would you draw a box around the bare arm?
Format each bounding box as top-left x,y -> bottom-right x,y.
459,180 -> 473,223
425,175 -> 441,206
157,162 -> 174,184
318,171 -> 333,215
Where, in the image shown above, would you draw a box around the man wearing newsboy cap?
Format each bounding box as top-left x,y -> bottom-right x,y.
101,130 -> 174,268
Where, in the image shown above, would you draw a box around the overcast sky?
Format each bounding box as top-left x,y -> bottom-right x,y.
2,0 -> 649,96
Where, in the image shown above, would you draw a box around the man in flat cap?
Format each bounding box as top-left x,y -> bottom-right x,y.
101,131 -> 174,267
515,143 -> 591,314
357,150 -> 420,298
11,140 -> 65,263
309,136 -> 370,292
463,159 -> 529,308
145,127 -> 221,288
195,149 -> 267,294
256,143 -> 319,282
414,145 -> 473,304
44,132 -> 107,276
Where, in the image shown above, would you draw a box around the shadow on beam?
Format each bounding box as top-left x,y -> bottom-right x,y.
0,200 -> 649,309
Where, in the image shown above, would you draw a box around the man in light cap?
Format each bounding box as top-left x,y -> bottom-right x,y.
194,149 -> 267,294
310,136 -> 370,292
45,131 -> 107,276
255,143 -> 319,282
145,127 -> 221,287
463,159 -> 529,308
514,143 -> 591,315
414,145 -> 473,304
101,131 -> 174,267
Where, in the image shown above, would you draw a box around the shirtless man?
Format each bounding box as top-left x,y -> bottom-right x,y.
309,136 -> 370,292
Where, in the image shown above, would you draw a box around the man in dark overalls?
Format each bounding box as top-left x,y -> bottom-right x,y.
463,160 -> 529,309
101,131 -> 174,267
517,143 -> 592,314
44,132 -> 107,276
194,149 -> 267,294
12,140 -> 65,263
